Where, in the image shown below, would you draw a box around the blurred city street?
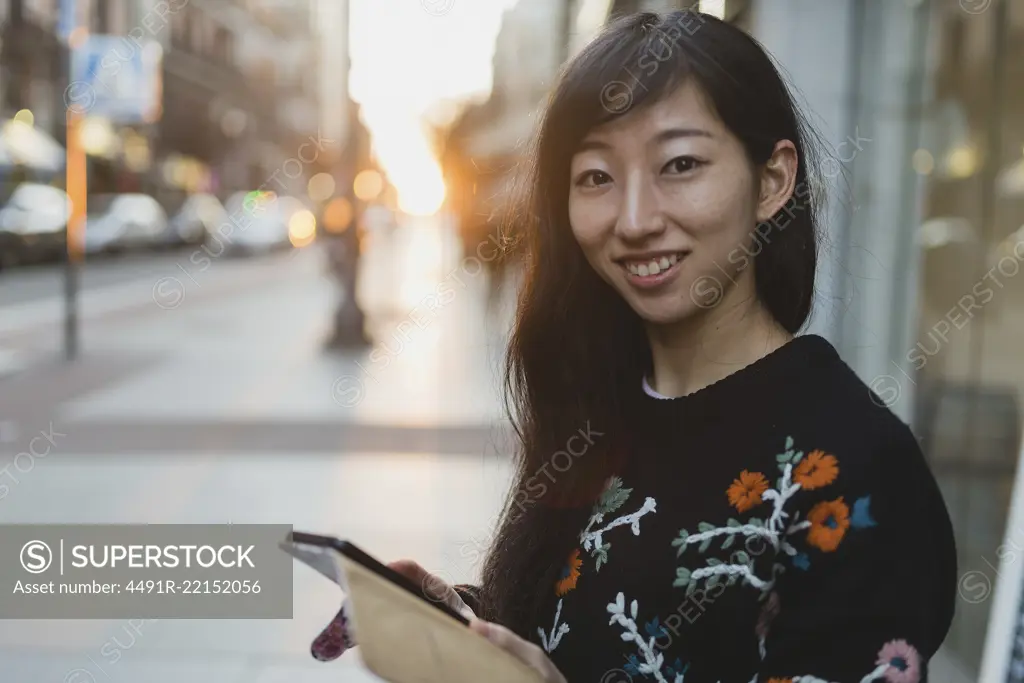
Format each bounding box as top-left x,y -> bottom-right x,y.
1,0 -> 1022,679
0,215 -> 518,682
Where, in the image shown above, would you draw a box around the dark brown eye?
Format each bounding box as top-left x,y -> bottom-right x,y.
663,156 -> 702,175
577,171 -> 612,188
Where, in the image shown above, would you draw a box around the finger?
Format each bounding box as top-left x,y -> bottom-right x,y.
310,603 -> 356,662
387,559 -> 428,583
390,560 -> 457,604
387,560 -> 476,618
473,620 -> 566,683
451,592 -> 476,620
472,621 -> 538,664
469,619 -> 491,639
438,589 -> 473,622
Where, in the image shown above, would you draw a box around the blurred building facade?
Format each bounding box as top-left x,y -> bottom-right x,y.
445,0 -> 1024,678
442,0 -> 571,263
160,0 -> 325,203
0,0 -> 68,203
0,0 -> 341,211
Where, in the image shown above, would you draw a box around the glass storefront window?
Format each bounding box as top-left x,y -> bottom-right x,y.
913,0 -> 1024,675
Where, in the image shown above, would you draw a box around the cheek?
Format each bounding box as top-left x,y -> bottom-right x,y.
701,219 -> 758,262
670,174 -> 758,252
568,197 -> 614,255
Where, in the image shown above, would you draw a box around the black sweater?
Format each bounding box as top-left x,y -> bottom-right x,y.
460,334 -> 957,683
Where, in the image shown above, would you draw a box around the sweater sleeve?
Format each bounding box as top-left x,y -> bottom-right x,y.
755,430 -> 957,683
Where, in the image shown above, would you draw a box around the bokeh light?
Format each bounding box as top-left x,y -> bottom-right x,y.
945,144 -> 980,179
308,173 -> 337,203
353,170 -> 384,202
13,109 -> 34,126
913,149 -> 935,176
323,197 -> 354,233
288,209 -> 317,248
79,117 -> 118,157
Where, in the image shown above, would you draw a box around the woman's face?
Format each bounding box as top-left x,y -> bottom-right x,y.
568,80 -> 796,325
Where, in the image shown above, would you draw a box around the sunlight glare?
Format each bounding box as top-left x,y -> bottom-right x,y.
349,0 -> 520,217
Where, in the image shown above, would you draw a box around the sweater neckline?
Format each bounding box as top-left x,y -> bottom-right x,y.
638,334 -> 837,410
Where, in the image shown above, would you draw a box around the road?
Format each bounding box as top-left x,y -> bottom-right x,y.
0,251 -> 200,308
0,216 -> 519,682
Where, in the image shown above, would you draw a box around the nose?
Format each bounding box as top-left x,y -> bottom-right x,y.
614,173 -> 666,241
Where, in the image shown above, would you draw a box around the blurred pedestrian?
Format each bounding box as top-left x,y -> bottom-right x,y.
311,11 -> 956,683
323,206 -> 371,349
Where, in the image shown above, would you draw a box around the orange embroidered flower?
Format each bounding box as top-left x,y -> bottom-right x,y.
727,470 -> 769,513
555,548 -> 583,596
794,449 -> 839,490
766,679 -> 793,683
807,497 -> 851,552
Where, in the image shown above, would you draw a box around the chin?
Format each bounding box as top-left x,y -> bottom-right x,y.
620,288 -> 705,326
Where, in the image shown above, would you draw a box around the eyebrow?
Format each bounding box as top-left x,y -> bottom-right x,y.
576,127 -> 714,153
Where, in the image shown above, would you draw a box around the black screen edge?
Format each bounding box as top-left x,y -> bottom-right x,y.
286,531 -> 470,626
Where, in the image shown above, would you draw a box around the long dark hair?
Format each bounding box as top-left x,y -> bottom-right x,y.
478,10 -> 823,636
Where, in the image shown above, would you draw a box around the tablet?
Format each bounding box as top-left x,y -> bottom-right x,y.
281,531 -> 542,683
284,532 -> 469,623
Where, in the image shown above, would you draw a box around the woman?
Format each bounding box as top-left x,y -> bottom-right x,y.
312,10 -> 958,683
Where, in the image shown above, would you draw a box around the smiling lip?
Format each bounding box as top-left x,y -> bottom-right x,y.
615,251 -> 689,290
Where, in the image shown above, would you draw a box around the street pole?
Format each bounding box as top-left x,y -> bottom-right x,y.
324,0 -> 370,349
61,0 -> 86,361
65,106 -> 85,361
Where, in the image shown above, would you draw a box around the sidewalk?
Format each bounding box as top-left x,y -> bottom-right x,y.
0,217 -> 513,439
0,452 -> 514,682
0,217 -> 519,682
0,345 -> 24,380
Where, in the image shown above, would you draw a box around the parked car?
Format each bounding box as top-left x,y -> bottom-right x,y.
219,191 -> 300,255
84,193 -> 168,254
162,193 -> 227,247
0,182 -> 70,270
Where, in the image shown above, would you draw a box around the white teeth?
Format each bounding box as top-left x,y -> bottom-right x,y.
625,253 -> 683,277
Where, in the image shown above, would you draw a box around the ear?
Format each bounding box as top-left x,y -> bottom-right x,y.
756,140 -> 799,223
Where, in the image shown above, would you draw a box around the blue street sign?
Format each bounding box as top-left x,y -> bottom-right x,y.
69,36 -> 163,124
57,0 -> 78,42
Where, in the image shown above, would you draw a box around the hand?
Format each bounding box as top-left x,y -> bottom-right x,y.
387,559 -> 477,620
311,559 -> 476,662
470,619 -> 568,683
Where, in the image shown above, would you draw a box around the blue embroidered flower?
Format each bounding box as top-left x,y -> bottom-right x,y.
665,658 -> 690,678
792,552 -> 811,570
851,495 -> 878,529
624,654 -> 642,676
644,617 -> 668,640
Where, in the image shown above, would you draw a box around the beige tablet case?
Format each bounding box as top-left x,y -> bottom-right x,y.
339,556 -> 543,683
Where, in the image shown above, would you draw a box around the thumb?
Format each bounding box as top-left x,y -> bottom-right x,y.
471,619 -> 567,683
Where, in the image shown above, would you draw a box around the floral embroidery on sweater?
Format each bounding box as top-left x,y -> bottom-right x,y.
537,476 -> 658,655
556,548 -> 583,597
781,638 -> 922,683
670,435 -> 875,601
538,597 -> 570,653
581,477 -> 658,570
728,470 -> 771,512
538,549 -> 582,652
607,592 -> 689,683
